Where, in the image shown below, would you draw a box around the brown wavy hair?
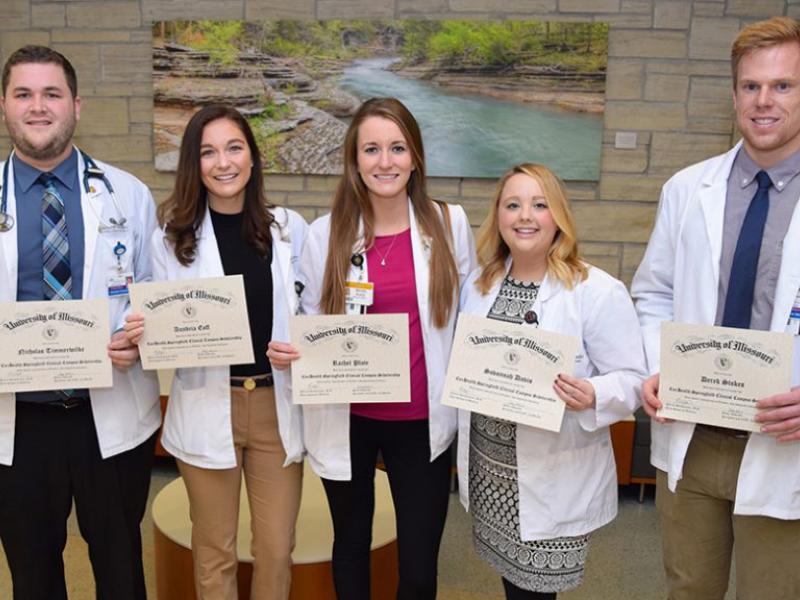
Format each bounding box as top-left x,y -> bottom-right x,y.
2,45 -> 78,98
158,104 -> 274,266
320,97 -> 459,328
475,163 -> 587,294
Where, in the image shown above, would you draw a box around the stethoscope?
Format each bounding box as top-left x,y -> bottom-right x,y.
0,149 -> 127,233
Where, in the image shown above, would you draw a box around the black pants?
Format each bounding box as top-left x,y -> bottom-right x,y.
0,401 -> 156,600
502,578 -> 557,600
322,414 -> 451,600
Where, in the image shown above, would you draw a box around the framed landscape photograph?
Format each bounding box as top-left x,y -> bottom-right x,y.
153,20 -> 607,180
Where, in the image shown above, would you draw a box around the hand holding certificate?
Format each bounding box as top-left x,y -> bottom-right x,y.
441,314 -> 578,432
289,314 -> 409,405
129,275 -> 254,370
0,298 -> 112,393
658,322 -> 793,432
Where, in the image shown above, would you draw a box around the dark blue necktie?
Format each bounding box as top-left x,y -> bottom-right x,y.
722,170 -> 772,329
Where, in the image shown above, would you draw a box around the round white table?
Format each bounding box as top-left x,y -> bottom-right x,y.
152,462 -> 398,599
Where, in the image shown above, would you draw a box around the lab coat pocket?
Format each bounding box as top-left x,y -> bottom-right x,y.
174,367 -> 206,390
165,373 -> 214,456
164,368 -> 221,456
525,440 -> 615,532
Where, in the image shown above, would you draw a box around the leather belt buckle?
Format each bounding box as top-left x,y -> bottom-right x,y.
230,374 -> 274,389
49,396 -> 89,410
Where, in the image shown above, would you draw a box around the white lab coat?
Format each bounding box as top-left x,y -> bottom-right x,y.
153,206 -> 307,469
299,200 -> 476,480
631,140 -> 800,519
458,262 -> 647,540
0,149 -> 160,465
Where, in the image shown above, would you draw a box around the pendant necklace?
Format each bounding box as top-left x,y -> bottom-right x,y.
373,233 -> 400,267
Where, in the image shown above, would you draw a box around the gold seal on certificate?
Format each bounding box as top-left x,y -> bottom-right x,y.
0,298 -> 112,393
129,275 -> 254,370
659,322 -> 793,432
289,314 -> 410,405
441,314 -> 578,432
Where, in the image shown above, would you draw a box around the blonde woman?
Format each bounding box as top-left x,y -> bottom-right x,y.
457,163 -> 646,599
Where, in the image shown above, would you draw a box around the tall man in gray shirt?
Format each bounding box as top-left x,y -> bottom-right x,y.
632,16 -> 800,600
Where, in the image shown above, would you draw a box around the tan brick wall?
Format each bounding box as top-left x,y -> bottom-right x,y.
0,1 -> 787,284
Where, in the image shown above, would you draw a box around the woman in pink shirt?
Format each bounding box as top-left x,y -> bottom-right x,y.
269,97 -> 475,599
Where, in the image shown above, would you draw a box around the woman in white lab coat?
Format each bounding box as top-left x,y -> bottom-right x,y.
126,104 -> 306,600
457,163 -> 646,599
269,97 -> 475,600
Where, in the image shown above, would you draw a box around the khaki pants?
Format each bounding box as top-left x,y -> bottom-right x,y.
656,426 -> 800,600
178,386 -> 303,600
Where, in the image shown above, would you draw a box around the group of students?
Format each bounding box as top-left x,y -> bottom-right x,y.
2,12 -> 800,600
125,95 -> 641,600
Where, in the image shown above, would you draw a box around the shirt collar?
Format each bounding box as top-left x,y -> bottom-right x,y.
12,147 -> 78,193
733,147 -> 800,192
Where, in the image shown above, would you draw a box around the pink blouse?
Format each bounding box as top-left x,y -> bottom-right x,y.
350,228 -> 430,421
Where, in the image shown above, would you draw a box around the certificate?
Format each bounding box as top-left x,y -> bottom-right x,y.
289,314 -> 409,404
129,275 -> 254,370
0,298 -> 112,393
658,322 -> 793,431
441,314 -> 578,432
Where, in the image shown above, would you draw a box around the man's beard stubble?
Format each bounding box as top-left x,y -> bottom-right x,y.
6,113 -> 77,163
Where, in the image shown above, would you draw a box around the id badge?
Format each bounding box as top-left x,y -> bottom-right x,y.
107,271 -> 134,297
787,287 -> 800,334
345,280 -> 374,306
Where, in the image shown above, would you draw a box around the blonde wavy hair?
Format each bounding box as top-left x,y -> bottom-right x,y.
475,163 -> 587,294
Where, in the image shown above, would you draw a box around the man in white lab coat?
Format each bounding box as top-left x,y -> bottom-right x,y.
0,46 -> 159,599
632,16 -> 800,600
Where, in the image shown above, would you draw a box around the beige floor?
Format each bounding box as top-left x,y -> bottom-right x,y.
0,460 -> 735,599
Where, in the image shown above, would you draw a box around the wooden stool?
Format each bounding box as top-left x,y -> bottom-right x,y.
153,462 -> 399,599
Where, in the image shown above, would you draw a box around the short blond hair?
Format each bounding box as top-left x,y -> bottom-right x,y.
731,16 -> 800,86
475,163 -> 587,295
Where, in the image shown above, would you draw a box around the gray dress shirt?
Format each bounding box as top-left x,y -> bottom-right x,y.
715,148 -> 800,330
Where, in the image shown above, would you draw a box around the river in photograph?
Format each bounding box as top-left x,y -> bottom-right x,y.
337,57 -> 603,181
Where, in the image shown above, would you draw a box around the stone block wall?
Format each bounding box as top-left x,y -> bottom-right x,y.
1,1 -> 792,283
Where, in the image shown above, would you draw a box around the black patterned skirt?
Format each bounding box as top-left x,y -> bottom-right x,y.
469,413 -> 589,593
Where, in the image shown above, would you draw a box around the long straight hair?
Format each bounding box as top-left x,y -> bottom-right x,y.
321,97 -> 459,328
158,104 -> 274,266
475,163 -> 587,294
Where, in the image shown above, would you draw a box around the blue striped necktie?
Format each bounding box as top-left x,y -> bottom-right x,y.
721,170 -> 772,329
41,173 -> 73,301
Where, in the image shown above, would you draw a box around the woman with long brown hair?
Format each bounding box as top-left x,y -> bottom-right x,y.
457,163 -> 646,599
126,104 -> 307,599
269,97 -> 475,599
